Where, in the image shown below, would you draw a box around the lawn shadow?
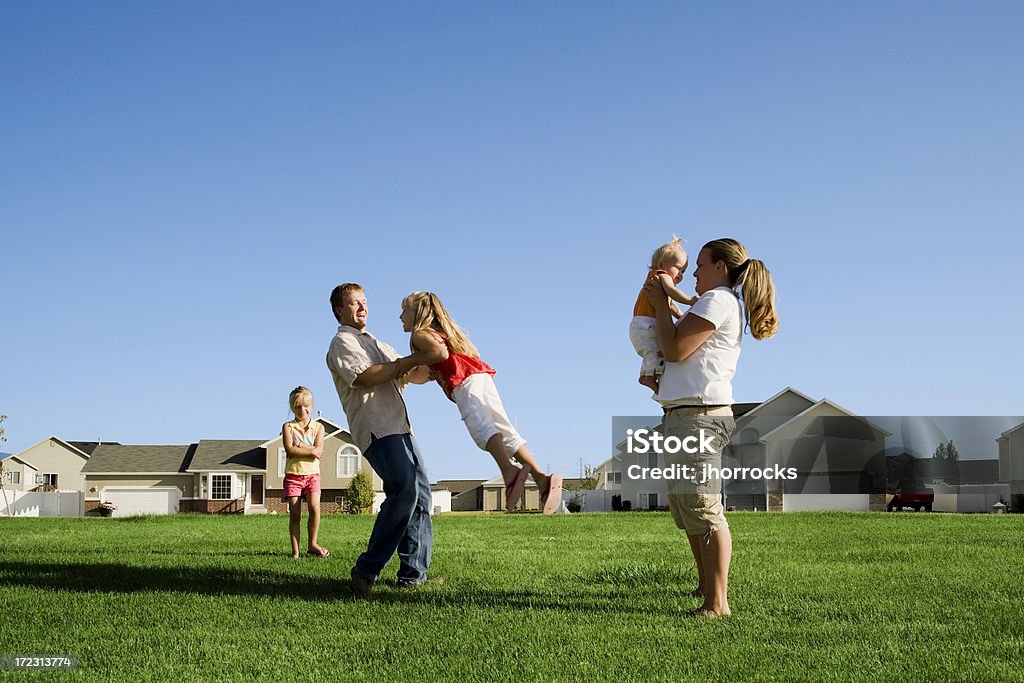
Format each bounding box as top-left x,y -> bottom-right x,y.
0,560 -> 340,601
0,560 -> 698,617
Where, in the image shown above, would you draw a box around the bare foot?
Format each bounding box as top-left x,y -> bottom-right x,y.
639,375 -> 659,393
688,607 -> 731,618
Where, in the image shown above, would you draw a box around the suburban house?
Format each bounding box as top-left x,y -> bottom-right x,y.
431,476 -> 583,511
11,417 -> 382,517
4,436 -> 107,493
596,388 -> 891,513
1,454 -> 39,492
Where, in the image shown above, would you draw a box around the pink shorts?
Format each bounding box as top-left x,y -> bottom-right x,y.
283,473 -> 320,498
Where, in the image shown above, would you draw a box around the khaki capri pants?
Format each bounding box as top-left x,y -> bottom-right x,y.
662,405 -> 736,536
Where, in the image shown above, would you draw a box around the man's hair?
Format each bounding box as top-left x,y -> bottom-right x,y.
330,283 -> 364,322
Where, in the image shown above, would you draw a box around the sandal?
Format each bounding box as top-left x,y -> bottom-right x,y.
504,466 -> 530,511
541,473 -> 563,515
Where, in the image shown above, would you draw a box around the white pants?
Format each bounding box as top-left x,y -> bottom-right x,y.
452,373 -> 527,457
629,316 -> 663,376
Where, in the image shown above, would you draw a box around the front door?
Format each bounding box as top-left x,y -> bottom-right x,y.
251,475 -> 264,506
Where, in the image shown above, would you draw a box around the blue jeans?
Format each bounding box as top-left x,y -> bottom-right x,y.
353,433 -> 433,583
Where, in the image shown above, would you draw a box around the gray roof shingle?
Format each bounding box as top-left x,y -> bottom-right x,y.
67,441 -> 119,456
432,479 -> 486,495
81,444 -> 194,474
187,440 -> 265,472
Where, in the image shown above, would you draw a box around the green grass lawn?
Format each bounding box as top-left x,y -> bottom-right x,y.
1,511 -> 1022,681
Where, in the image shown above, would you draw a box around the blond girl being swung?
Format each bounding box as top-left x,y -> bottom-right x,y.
399,292 -> 564,514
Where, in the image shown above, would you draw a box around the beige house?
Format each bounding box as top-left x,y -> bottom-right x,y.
1,454 -> 39,492
74,417 -> 381,516
82,444 -> 195,516
480,475 -> 583,512
7,436 -> 101,492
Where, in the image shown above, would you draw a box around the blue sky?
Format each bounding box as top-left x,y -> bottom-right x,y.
2,1 -> 1022,479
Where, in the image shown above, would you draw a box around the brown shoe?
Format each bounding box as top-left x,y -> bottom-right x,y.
350,569 -> 374,597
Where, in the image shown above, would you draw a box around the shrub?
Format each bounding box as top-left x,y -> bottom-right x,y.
345,471 -> 375,514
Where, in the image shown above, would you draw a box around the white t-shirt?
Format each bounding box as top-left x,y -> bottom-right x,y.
656,287 -> 742,407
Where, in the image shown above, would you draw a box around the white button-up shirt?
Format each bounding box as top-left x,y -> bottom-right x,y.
326,324 -> 411,452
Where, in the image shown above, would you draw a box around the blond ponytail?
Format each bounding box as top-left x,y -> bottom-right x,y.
702,239 -> 779,340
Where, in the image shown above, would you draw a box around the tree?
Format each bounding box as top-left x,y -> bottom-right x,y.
945,439 -> 960,462
932,440 -> 960,462
576,463 -> 599,491
345,470 -> 375,514
1,414 -> 11,517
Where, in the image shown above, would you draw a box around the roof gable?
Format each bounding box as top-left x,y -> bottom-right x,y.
260,418 -> 350,448
1,454 -> 38,471
740,387 -> 817,419
759,399 -> 892,443
1000,420 -> 1024,439
17,436 -> 93,462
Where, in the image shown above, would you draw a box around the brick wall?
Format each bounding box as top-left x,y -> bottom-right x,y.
266,489 -> 350,515
179,498 -> 245,514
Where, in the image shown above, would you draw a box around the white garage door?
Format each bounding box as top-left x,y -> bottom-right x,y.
103,488 -> 180,517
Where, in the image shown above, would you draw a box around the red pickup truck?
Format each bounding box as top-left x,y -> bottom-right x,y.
887,479 -> 934,512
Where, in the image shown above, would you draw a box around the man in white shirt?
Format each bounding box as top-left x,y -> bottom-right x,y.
327,283 -> 439,595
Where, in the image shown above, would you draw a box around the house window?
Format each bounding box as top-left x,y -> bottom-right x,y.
211,474 -> 232,500
337,445 -> 360,478
606,472 -> 621,485
278,448 -> 287,477
3,470 -> 20,485
42,473 -> 58,487
639,492 -> 658,510
646,452 -> 658,468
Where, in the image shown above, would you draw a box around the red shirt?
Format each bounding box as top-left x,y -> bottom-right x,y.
429,331 -> 495,401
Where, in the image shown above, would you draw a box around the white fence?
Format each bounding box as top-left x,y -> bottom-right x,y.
367,490 -> 451,515
930,483 -> 1010,513
564,489 -> 614,512
0,490 -> 85,517
431,490 -> 451,515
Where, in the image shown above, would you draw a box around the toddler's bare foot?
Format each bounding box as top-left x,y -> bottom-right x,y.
688,607 -> 731,618
639,375 -> 659,393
